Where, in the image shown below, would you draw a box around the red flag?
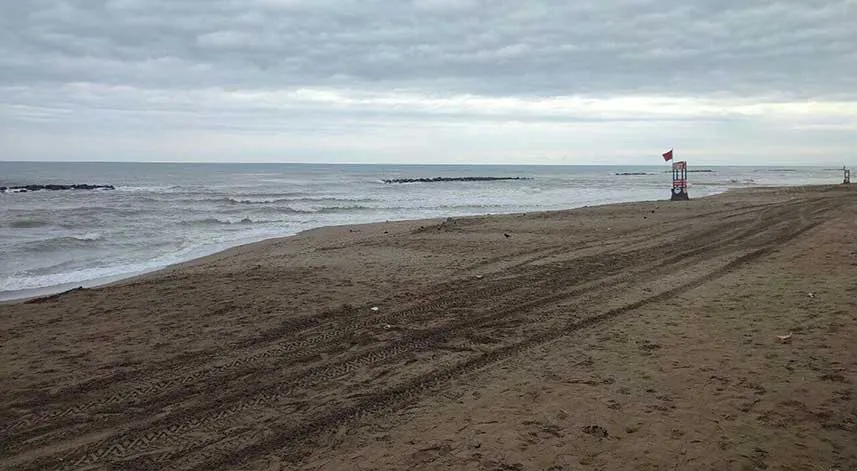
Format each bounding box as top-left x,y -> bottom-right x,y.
662,149 -> 673,162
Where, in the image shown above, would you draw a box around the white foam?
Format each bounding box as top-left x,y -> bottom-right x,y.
75,232 -> 104,241
0,227 -> 301,297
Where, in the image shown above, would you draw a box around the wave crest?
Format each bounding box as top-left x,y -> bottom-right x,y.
180,217 -> 284,226
18,233 -> 105,252
224,196 -> 375,205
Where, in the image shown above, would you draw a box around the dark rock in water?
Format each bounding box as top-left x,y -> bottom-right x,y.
0,184 -> 115,193
382,176 -> 530,184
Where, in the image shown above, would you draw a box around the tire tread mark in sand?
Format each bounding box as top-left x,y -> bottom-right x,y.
6,267 -> 507,410
5,198 -> 788,403
175,203 -> 831,468
5,217 -> 749,438
8,200 -> 780,422
457,203 -> 780,273
8,230 -> 738,469
1,201 -> 800,462
13,204 -> 816,470
186,217 -> 827,471
3,273 -> 501,420
3,214 -> 725,431
6,199 -> 804,458
15,273 -> 624,470
2,260 -> 621,455
655,201 -> 810,266
6,199 -> 837,470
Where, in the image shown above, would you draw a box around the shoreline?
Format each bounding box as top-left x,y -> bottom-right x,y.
0,188 -> 736,304
0,184 -> 815,304
0,182 -> 830,305
0,171 -> 838,304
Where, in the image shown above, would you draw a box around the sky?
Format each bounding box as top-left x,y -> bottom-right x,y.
1,0 -> 856,165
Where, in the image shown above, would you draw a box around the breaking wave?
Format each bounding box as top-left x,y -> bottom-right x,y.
179,205 -> 383,226
180,217 -> 279,226
223,196 -> 376,205
18,233 -> 105,251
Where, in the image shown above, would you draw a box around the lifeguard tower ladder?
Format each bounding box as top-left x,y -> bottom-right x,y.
671,161 -> 689,201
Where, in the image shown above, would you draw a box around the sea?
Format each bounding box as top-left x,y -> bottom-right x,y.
0,162 -> 843,301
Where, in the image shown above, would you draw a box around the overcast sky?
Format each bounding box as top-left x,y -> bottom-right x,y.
1,0 -> 855,164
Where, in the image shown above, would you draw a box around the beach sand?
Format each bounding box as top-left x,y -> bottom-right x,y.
1,185 -> 856,470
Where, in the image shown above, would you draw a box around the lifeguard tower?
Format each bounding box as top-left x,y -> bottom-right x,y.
671,161 -> 689,201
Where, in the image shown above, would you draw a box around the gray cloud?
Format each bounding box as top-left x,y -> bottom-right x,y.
2,0 -> 855,98
2,0 -> 857,163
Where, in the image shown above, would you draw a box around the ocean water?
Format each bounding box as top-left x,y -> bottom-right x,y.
0,162 -> 843,299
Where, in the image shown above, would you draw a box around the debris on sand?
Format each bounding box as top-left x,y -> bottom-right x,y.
638,340 -> 662,351
807,292 -> 815,298
775,333 -> 793,343
370,306 -> 380,312
582,425 -> 609,439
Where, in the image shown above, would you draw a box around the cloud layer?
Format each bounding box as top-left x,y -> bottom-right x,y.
2,0 -> 856,163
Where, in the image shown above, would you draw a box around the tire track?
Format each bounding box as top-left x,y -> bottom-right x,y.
3,196 -> 836,470
9,199 -> 776,424
0,203 -> 780,460
185,217 -> 826,471
8,266 -> 631,469
0,228 -> 695,432
2,214 -> 745,444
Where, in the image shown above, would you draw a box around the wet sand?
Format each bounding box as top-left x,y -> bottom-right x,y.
1,185 -> 856,470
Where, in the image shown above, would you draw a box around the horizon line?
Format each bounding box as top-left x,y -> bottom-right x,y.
0,160 -> 846,167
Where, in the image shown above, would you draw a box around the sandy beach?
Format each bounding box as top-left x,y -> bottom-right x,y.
1,185 -> 856,471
